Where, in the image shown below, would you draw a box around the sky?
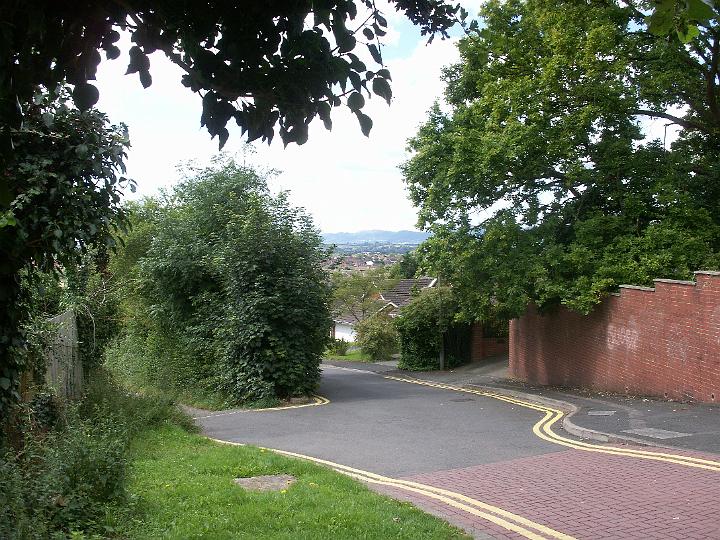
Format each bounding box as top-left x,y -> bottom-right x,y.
94,4 -> 479,233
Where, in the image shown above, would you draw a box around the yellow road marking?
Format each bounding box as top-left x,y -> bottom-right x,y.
209,437 -> 575,540
384,376 -> 720,472
194,395 -> 329,419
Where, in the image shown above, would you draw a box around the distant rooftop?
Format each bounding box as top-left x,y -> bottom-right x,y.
380,277 -> 437,308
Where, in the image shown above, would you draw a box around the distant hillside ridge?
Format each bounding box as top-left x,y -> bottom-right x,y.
322,230 -> 430,244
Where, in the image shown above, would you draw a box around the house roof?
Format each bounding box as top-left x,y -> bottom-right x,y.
334,313 -> 360,326
380,277 -> 437,309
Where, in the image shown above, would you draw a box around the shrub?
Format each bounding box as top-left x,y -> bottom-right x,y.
355,314 -> 399,362
329,338 -> 351,356
0,411 -> 127,539
396,286 -> 460,371
64,254 -> 122,373
110,159 -> 333,405
0,370 -> 194,539
79,369 -> 197,435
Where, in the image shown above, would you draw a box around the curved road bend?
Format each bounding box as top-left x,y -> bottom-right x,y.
198,365 -> 720,540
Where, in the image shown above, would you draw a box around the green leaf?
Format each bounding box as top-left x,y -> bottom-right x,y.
347,92 -> 365,111
106,45 -> 121,60
377,68 -> 392,81
0,211 -> 16,228
0,377 -> 10,390
645,2 -> 675,36
317,101 -> 332,130
349,71 -> 362,92
139,69 -> 153,89
218,127 -> 229,149
677,24 -> 701,43
336,31 -> 356,54
126,46 -> 150,75
355,111 -> 372,136
72,82 -> 100,111
372,78 -> 392,105
368,44 -> 382,64
686,0 -> 716,21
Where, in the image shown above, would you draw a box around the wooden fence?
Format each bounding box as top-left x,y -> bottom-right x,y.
45,310 -> 83,399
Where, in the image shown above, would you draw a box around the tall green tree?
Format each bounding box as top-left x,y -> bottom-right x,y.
331,268 -> 395,323
1,0 -> 466,149
403,0 -> 720,320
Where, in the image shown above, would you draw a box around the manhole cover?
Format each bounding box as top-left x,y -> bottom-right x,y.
234,474 -> 296,491
449,398 -> 475,402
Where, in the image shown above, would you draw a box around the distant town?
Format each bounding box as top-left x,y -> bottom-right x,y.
321,230 -> 428,272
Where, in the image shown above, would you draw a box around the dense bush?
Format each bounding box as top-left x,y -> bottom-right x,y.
396,286 -> 460,371
355,314 -> 399,362
106,158 -> 333,405
0,370 -> 193,539
329,338 -> 351,356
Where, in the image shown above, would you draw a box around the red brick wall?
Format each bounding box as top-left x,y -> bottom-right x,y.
471,324 -> 509,362
509,271 -> 720,402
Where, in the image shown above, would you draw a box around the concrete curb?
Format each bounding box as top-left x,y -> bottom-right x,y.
461,382 -> 680,449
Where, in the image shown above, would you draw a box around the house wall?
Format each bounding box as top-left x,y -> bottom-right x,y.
334,323 -> 356,343
509,271 -> 720,402
470,324 -> 509,362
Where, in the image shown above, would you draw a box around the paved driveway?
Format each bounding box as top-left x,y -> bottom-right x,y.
198,365 -> 720,540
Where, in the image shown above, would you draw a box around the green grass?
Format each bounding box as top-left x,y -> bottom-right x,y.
324,349 -> 373,362
119,426 -> 469,539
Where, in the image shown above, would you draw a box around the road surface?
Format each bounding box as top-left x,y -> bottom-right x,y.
198,364 -> 720,540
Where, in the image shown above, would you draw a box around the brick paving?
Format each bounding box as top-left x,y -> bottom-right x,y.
370,482 -> 526,540
368,446 -> 720,539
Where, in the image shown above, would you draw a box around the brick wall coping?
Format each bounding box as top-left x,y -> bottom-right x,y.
618,284 -> 655,291
653,278 -> 696,286
616,273 -> 719,293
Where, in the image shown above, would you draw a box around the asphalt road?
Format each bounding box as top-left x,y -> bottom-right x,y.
198,364 -> 720,539
198,364 -> 561,476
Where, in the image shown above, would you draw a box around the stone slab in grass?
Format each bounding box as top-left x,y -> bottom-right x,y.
234,474 -> 297,492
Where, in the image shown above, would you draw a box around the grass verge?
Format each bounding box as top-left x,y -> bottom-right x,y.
324,349 -> 373,362
119,426 -> 469,539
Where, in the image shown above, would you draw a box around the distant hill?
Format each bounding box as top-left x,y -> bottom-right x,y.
322,230 -> 430,245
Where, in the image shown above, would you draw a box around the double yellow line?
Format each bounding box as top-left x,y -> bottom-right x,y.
194,395 -> 329,419
384,376 -> 720,472
211,438 -> 576,540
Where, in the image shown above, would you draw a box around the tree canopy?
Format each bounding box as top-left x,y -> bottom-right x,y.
1,0 -> 467,149
403,0 -> 720,320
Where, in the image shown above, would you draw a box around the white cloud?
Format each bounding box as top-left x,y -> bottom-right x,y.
94,30 -> 459,233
